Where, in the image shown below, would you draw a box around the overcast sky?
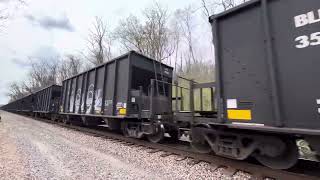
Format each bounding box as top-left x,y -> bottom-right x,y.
0,0 -> 211,104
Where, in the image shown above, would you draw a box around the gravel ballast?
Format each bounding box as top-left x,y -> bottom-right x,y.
0,111 -> 251,180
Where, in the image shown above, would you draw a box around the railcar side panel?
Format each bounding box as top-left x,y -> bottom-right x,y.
104,62 -> 116,116
211,0 -> 320,130
95,66 -> 105,114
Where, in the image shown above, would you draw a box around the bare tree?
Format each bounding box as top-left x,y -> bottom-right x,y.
143,3 -> 174,61
7,53 -> 84,101
86,16 -> 112,65
20,58 -> 60,93
6,56 -> 61,101
116,15 -> 145,53
169,19 -> 182,71
58,55 -> 83,83
173,6 -> 200,71
201,0 -> 249,17
67,55 -> 82,76
7,82 -> 26,101
115,3 -> 174,62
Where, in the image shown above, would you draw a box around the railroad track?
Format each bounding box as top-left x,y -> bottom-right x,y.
25,115 -> 320,180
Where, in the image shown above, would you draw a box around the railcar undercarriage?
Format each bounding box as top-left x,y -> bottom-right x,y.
191,125 -> 304,169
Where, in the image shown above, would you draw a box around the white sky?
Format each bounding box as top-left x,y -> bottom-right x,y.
0,0 -> 213,104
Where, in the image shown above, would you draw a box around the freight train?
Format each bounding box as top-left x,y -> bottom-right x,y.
2,0 -> 320,170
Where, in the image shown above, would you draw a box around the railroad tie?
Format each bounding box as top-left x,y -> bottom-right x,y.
249,173 -> 265,180
160,152 -> 173,157
223,167 -> 238,177
175,156 -> 187,161
187,159 -> 201,165
210,164 -> 219,171
147,149 -> 161,154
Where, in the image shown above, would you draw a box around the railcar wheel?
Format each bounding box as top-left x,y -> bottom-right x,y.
50,115 -> 57,122
62,116 -> 69,124
121,123 -> 130,138
81,117 -> 89,126
255,139 -> 299,169
147,123 -> 165,143
169,130 -> 180,141
190,127 -> 212,154
122,128 -> 130,138
191,137 -> 212,154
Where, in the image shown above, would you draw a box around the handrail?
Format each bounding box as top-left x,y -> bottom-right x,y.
153,79 -> 190,90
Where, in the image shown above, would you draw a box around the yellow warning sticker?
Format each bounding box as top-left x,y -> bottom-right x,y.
119,108 -> 127,115
227,110 -> 252,121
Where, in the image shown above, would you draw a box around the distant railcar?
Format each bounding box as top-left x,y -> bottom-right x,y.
33,85 -> 62,120
2,94 -> 34,115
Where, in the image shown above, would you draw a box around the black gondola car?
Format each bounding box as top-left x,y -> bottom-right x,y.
33,85 -> 62,120
60,51 -> 174,142
2,94 -> 34,115
189,0 -> 320,169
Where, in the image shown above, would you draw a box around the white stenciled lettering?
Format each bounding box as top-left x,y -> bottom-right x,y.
294,14 -> 308,28
295,32 -> 320,49
310,32 -> 320,46
294,9 -> 320,28
308,11 -> 320,24
295,35 -> 309,48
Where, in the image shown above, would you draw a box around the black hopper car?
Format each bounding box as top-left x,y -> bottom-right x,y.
33,85 -> 62,120
3,0 -> 320,170
59,51 -> 178,142
189,0 -> 320,170
2,93 -> 34,115
2,85 -> 62,117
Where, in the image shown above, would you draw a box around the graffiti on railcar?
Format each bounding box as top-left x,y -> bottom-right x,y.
82,84 -> 103,114
86,84 -> 94,114
69,88 -> 75,112
81,90 -> 85,112
75,89 -> 81,113
94,89 -> 102,114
